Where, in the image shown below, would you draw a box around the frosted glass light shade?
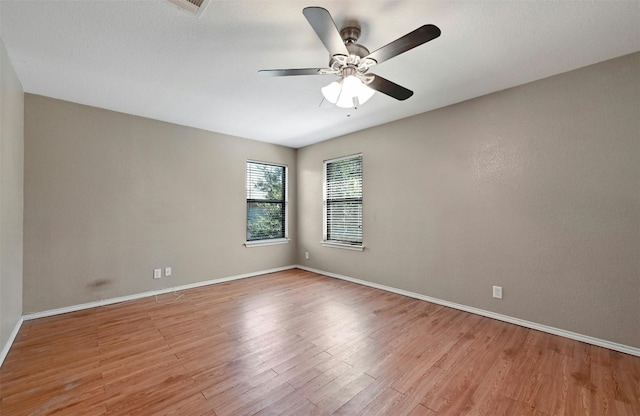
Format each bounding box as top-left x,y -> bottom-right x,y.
321,81 -> 341,104
321,75 -> 375,108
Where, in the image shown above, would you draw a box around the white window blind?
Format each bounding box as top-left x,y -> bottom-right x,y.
246,161 -> 287,241
324,154 -> 363,246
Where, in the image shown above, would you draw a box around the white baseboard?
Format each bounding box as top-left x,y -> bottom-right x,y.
0,317 -> 24,367
296,265 -> 640,357
22,265 -> 297,321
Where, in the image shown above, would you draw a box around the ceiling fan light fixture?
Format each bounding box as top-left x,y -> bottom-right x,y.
322,75 -> 375,109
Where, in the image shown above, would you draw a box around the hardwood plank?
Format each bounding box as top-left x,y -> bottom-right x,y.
419,318 -> 515,414
356,386 -> 403,416
1,269 -> 638,415
252,391 -> 316,415
105,374 -> 202,415
201,368 -> 278,402
211,374 -> 295,416
0,375 -> 105,415
307,371 -> 374,410
277,398 -> 318,416
252,363 -> 363,415
385,366 -> 444,415
332,378 -> 392,415
407,404 -> 436,416
609,349 -> 640,406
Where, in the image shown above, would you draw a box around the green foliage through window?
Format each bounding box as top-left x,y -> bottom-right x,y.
247,162 -> 286,241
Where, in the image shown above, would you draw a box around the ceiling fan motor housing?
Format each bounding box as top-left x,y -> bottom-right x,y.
339,25 -> 370,58
340,26 -> 360,44
327,25 -> 374,79
346,43 -> 370,59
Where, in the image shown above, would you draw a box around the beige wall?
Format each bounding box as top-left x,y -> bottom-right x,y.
297,53 -> 640,348
19,52 -> 640,349
0,35 -> 24,350
23,95 -> 297,312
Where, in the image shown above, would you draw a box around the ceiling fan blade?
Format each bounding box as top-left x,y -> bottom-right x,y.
302,7 -> 349,57
368,74 -> 414,101
365,24 -> 441,65
258,68 -> 326,77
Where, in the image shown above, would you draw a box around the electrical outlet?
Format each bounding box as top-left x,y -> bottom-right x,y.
165,267 -> 172,277
305,251 -> 309,260
153,269 -> 162,279
493,286 -> 503,299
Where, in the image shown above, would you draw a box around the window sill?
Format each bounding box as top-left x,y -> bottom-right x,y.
322,241 -> 364,251
244,238 -> 290,248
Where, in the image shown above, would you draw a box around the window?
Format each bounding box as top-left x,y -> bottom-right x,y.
324,154 -> 363,249
246,161 -> 287,244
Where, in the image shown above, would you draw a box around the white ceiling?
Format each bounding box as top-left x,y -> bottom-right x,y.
1,1 -> 638,148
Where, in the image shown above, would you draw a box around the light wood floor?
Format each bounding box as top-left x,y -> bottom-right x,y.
1,269 -> 638,415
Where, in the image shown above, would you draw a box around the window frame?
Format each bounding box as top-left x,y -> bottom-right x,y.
245,160 -> 289,247
323,153 -> 364,251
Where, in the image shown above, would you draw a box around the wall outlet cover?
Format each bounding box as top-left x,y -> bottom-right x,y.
493,286 -> 503,299
153,269 -> 162,279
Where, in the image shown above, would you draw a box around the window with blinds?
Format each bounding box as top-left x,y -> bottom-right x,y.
246,161 -> 287,242
324,154 -> 363,246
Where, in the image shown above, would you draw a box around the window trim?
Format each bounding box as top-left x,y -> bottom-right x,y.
245,160 -> 288,245
321,241 -> 364,251
323,153 -> 363,250
244,238 -> 289,248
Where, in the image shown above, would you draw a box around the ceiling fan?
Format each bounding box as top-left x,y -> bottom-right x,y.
259,7 -> 441,109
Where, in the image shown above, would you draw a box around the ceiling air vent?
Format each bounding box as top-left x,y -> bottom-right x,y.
167,0 -> 209,17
